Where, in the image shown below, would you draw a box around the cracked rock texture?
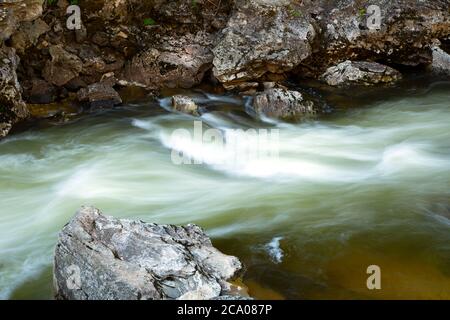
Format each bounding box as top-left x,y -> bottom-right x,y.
314,0 -> 450,69
213,0 -> 316,89
121,32 -> 214,90
0,45 -> 28,138
54,206 -> 245,300
42,45 -> 83,87
320,60 -> 402,86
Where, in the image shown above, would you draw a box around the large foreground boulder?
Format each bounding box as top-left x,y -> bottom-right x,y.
54,207 -> 247,300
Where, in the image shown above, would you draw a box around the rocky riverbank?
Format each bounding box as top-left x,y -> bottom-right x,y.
0,0 -> 449,137
54,206 -> 250,300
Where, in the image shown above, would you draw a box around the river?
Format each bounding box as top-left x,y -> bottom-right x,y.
0,78 -> 449,299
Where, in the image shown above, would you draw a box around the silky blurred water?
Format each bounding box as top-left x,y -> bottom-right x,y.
0,81 -> 449,299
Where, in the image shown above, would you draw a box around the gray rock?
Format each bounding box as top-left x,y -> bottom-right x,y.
253,88 -> 316,121
318,0 -> 450,68
212,0 -> 316,90
171,95 -> 199,116
320,60 -> 402,86
0,45 -> 29,138
54,206 -> 246,300
429,44 -> 450,75
77,82 -> 122,108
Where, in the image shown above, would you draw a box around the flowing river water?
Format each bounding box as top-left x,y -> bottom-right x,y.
0,78 -> 449,299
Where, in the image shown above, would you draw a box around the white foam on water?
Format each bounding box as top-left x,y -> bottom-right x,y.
202,93 -> 242,105
265,236 -> 284,264
132,118 -> 155,130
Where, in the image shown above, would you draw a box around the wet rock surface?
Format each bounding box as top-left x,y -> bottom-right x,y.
54,206 -> 247,300
252,88 -> 316,121
320,61 -> 402,86
77,82 -> 122,108
172,95 -> 199,116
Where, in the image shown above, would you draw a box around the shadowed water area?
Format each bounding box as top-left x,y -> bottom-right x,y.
0,78 -> 449,299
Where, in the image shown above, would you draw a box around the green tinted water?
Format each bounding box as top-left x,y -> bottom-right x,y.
1,81 -> 449,299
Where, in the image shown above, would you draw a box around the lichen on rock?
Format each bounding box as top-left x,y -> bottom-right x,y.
320,60 -> 402,87
212,0 -> 316,89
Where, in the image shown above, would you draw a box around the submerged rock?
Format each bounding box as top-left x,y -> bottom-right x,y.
252,88 -> 316,121
320,61 -> 402,87
0,45 -> 29,138
54,207 -> 246,300
171,95 -> 199,116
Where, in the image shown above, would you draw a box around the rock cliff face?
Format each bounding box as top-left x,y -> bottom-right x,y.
0,0 -> 449,137
0,0 -> 44,41
315,0 -> 450,68
0,45 -> 28,138
121,32 -> 214,90
54,207 -> 247,300
212,0 -> 316,90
